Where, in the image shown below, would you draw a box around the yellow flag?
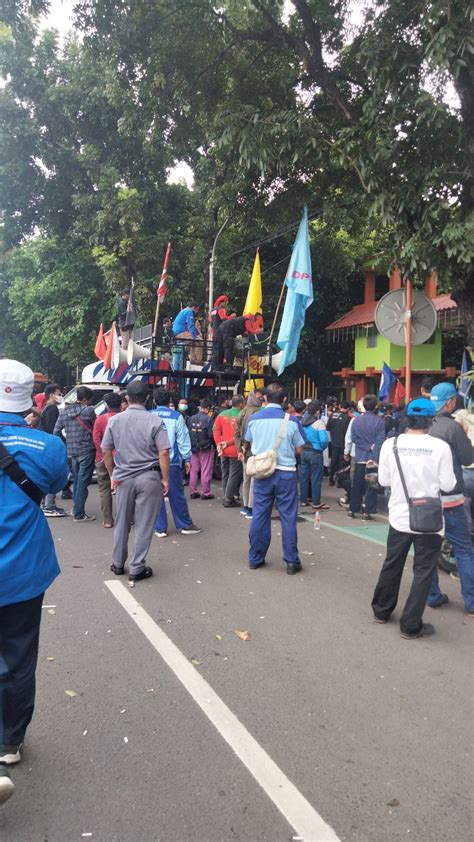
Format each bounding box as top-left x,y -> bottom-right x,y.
243,250 -> 262,315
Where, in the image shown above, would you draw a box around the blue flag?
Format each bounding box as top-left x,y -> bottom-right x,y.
458,350 -> 471,403
379,362 -> 397,400
276,207 -> 313,375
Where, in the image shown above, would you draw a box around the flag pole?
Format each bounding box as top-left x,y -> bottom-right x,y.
268,279 -> 287,345
154,243 -> 171,338
405,278 -> 412,403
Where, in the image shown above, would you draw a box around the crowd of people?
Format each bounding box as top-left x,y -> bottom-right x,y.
0,356 -> 473,804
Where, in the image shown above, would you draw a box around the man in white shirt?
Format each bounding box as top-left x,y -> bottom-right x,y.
371,398 -> 456,639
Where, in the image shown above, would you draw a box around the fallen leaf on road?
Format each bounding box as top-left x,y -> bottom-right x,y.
146,688 -> 154,692
46,656 -> 55,661
47,609 -> 56,615
234,629 -> 251,641
82,730 -> 88,737
302,551 -> 314,556
196,580 -> 202,584
73,565 -> 83,568
215,634 -> 222,640
191,659 -> 202,665
120,709 -> 126,714
65,690 -> 77,698
43,604 -> 56,609
387,799 -> 400,807
123,737 -> 128,743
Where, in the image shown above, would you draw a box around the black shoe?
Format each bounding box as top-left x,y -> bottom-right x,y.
287,563 -> 302,575
347,511 -> 356,518
363,513 -> 374,521
201,494 -> 215,500
61,490 -> 73,500
189,492 -> 200,499
400,622 -> 435,640
128,566 -> 153,583
427,594 -> 449,608
110,564 -> 124,576
223,499 -> 238,508
249,561 -> 266,570
180,523 -> 203,535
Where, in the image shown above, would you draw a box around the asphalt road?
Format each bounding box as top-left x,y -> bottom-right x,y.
1,482 -> 472,842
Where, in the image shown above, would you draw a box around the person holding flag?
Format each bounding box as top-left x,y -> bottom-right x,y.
117,288 -> 135,350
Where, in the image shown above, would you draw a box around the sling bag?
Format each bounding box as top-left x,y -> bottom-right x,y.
0,440 -> 43,506
392,438 -> 443,533
246,414 -> 290,480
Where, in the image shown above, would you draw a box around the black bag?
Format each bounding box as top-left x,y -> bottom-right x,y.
392,438 -> 443,533
0,441 -> 43,506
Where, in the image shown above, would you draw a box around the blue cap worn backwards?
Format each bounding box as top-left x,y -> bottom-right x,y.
429,382 -> 457,412
406,398 -> 436,417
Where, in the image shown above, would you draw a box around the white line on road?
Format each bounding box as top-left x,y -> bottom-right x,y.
106,579 -> 340,842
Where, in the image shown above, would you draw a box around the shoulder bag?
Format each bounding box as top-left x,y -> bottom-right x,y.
392,438 -> 443,533
246,414 -> 290,480
0,440 -> 43,506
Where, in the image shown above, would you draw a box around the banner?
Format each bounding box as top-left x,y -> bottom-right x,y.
276,207 -> 313,375
379,362 -> 397,400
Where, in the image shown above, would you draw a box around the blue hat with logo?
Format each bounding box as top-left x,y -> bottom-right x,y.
429,382 -> 457,412
407,398 -> 436,417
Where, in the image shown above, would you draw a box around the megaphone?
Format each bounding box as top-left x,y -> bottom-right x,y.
263,350 -> 284,373
112,345 -> 128,368
127,340 -> 152,365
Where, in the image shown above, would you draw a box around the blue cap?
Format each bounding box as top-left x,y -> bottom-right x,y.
407,398 -> 436,417
429,382 -> 457,412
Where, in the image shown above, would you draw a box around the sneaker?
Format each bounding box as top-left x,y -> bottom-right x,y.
245,509 -> 253,519
347,511 -> 356,519
223,499 -> 238,508
240,507 -> 249,516
400,622 -> 435,640
201,494 -> 214,500
73,514 -> 96,523
189,492 -> 200,499
0,766 -> 15,805
61,489 -> 73,500
154,530 -> 167,538
43,506 -> 68,517
337,497 -> 349,509
427,594 -> 449,608
0,744 -> 21,765
180,524 -> 202,535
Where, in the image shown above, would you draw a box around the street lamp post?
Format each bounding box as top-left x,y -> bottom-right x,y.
208,217 -> 229,315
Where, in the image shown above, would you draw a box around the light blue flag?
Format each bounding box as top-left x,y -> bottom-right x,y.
276,207 -> 313,375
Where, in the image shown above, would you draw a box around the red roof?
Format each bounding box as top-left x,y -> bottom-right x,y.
326,293 -> 457,331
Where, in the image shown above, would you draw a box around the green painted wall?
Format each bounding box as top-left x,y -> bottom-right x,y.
354,329 -> 442,371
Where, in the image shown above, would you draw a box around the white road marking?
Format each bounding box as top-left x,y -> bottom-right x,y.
106,580 -> 340,842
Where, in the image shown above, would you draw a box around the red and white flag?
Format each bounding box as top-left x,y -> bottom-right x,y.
157,242 -> 171,303
394,379 -> 406,405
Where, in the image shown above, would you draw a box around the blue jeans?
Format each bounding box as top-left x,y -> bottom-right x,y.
299,450 -> 323,505
71,450 -> 95,518
155,464 -> 192,532
427,502 -> 474,611
249,470 -> 300,567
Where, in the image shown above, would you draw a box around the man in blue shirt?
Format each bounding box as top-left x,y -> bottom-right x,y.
0,360 -> 68,804
172,303 -> 203,364
152,389 -> 202,537
244,383 -> 305,574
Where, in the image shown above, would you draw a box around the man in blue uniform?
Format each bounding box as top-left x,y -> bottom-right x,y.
244,383 -> 305,574
0,359 -> 68,804
152,389 -> 202,538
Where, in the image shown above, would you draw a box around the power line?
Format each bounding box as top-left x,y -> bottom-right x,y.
226,209 -> 320,259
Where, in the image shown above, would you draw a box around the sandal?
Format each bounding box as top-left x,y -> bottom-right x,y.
313,503 -> 330,510
103,522 -> 114,528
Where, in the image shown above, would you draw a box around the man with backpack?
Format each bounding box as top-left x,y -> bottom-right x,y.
53,386 -> 97,522
187,398 -> 215,499
300,400 -> 329,510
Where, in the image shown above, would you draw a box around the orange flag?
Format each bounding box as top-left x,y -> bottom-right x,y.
103,323 -> 116,370
94,324 -> 106,359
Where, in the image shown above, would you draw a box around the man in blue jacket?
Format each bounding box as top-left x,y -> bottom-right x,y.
0,360 -> 68,804
152,389 -> 202,537
300,400 -> 329,509
348,394 -> 386,519
172,303 -> 202,364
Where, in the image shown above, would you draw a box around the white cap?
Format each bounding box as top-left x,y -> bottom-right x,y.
0,359 -> 34,413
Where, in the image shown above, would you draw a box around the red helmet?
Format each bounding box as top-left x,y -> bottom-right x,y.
213,295 -> 228,308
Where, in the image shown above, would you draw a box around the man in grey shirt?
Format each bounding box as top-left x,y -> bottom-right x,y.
102,380 -> 170,585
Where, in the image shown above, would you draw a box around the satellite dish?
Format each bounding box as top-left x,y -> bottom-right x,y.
375,288 -> 437,346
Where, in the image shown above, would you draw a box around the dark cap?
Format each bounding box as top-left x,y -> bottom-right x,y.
126,380 -> 148,400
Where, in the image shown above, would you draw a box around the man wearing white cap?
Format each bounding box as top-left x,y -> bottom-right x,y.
0,359 -> 68,804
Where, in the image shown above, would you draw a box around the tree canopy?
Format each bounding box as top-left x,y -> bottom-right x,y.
0,0 -> 471,382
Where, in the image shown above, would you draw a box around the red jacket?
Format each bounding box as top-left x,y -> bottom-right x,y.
213,408 -> 240,458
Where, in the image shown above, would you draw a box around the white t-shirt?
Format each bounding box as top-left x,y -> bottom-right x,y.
378,434 -> 456,534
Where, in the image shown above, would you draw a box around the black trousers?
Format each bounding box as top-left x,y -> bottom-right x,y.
329,446 -> 344,481
0,593 -> 44,745
221,456 -> 243,503
350,462 -> 378,514
372,526 -> 442,635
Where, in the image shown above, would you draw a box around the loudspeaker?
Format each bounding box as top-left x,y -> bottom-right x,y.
127,340 -> 152,365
